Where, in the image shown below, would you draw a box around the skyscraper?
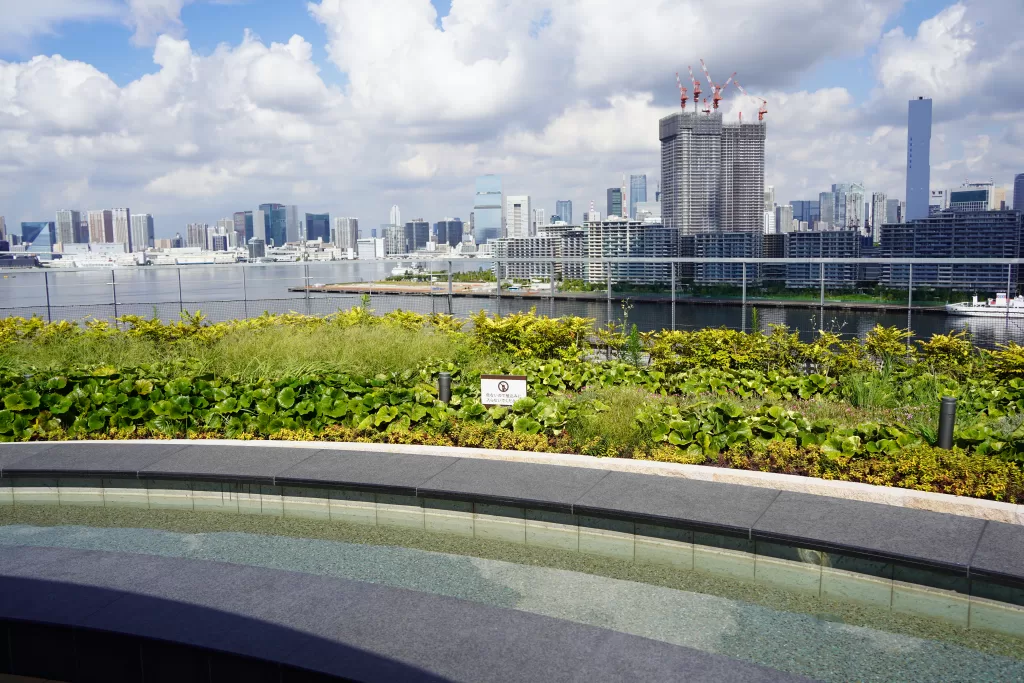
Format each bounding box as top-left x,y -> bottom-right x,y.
659,109 -> 766,283
871,193 -> 887,243
775,205 -> 794,233
505,195 -> 531,238
258,204 -> 286,246
555,200 -> 572,225
55,209 -> 81,245
404,220 -> 430,251
112,208 -> 131,249
818,192 -> 835,229
606,188 -> 623,219
0,216 -> 5,241
885,198 -> 900,224
473,175 -> 502,243
76,216 -> 89,243
831,183 -> 865,231
1014,173 -> 1024,211
389,205 -> 402,228
285,205 -> 300,242
233,211 -> 254,244
305,213 -> 330,242
253,210 -> 267,242
130,214 -> 154,252
186,223 -> 209,248
332,217 -> 359,250
905,97 -> 932,221
434,218 -> 463,248
20,222 -> 56,259
629,175 -> 648,219
88,210 -> 114,243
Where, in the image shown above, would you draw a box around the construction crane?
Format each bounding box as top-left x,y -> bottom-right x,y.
733,79 -> 768,121
686,66 -> 702,113
700,97 -> 711,115
699,58 -> 735,111
674,72 -> 689,110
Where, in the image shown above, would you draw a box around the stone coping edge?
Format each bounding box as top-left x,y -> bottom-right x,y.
24,439 -> 1024,526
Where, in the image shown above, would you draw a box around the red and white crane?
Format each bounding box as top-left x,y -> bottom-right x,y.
732,79 -> 768,121
699,59 -> 735,111
686,66 -> 702,113
674,72 -> 689,110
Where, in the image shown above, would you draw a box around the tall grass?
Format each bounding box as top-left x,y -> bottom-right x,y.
567,386 -> 668,457
0,325 -> 479,380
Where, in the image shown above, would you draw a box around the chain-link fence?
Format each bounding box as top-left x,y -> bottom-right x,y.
2,258 -> 1022,346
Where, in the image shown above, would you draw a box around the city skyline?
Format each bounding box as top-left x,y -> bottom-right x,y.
0,1 -> 1020,234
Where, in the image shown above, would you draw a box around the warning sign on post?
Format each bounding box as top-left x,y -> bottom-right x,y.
481,375 -> 528,406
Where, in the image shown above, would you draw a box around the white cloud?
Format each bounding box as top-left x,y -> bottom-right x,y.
0,0 -> 1022,234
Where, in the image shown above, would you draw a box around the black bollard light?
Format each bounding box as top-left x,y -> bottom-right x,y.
438,371 -> 452,404
937,396 -> 957,450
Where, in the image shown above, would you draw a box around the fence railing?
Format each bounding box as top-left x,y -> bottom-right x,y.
1,257 -> 1022,345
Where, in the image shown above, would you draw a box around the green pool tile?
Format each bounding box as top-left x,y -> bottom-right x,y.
634,524 -> 693,570
893,581 -> 970,627
755,555 -> 822,596
424,498 -> 475,537
57,478 -> 105,507
969,597 -> 1024,638
328,489 -> 376,525
147,480 -> 194,511
281,487 -> 331,520
375,493 -> 424,529
821,566 -> 893,607
0,479 -> 12,507
578,516 -> 634,561
259,485 -> 284,517
13,478 -> 60,506
192,481 -> 235,512
102,479 -> 149,509
473,504 -> 525,544
525,509 -> 579,552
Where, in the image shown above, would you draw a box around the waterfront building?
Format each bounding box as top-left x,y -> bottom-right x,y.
948,182 -> 1002,211
493,236 -> 562,280
764,186 -> 775,213
473,175 -> 502,243
258,204 -> 287,247
763,210 -> 775,235
584,219 -> 678,285
285,205 -> 300,243
305,213 -> 330,243
880,210 -> 1023,289
186,223 -> 209,249
20,221 -> 56,259
112,208 -> 131,249
629,175 -> 648,219
233,211 -> 254,243
384,225 -> 404,255
130,214 -> 155,252
357,237 -> 386,259
434,218 -> 463,248
404,219 -> 430,251
389,205 -> 402,228
332,217 -> 359,250
905,97 -> 932,221
659,110 -> 766,284
831,183 -> 865,231
76,217 -> 90,243
532,208 -> 546,236
0,216 -> 5,240
606,188 -> 623,219
785,230 -> 861,289
761,233 -> 787,283
505,195 -> 531,238
555,200 -> 572,225
248,239 -> 266,259
791,200 -> 820,226
55,210 -> 82,245
1015,173 -> 1024,211
211,234 -> 228,252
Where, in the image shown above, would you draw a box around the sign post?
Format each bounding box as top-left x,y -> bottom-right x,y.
480,375 -> 527,406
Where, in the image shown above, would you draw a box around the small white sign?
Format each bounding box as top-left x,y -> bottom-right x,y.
481,375 -> 528,406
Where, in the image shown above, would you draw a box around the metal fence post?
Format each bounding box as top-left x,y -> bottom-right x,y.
177,267 -> 184,314
43,271 -> 52,322
448,260 -> 453,315
241,265 -> 249,319
741,262 -> 748,333
1008,264 -> 1013,325
549,258 -> 555,298
741,262 -> 747,308
304,262 -> 311,316
907,263 -> 914,350
819,262 -> 824,307
495,259 -> 502,315
670,262 -> 676,331
606,264 -> 612,301
110,268 -> 118,325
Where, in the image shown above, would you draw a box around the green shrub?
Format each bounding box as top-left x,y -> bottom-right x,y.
989,343 -> 1024,380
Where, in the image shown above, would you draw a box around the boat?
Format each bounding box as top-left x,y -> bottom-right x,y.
945,293 -> 1024,318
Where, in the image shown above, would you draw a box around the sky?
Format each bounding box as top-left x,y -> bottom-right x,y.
0,0 -> 1021,237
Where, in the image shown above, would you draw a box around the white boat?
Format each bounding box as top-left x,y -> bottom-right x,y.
945,293 -> 1024,318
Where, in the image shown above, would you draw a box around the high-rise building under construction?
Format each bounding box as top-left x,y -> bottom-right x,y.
659,110 -> 766,283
